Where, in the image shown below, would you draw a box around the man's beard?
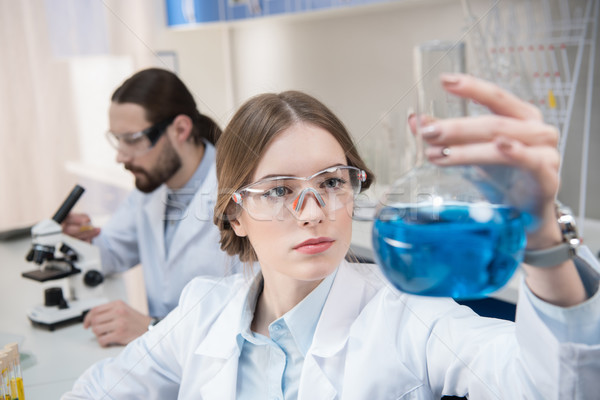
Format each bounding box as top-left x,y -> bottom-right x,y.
125,140 -> 182,193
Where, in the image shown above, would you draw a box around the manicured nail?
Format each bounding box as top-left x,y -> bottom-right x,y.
441,73 -> 461,85
420,124 -> 441,139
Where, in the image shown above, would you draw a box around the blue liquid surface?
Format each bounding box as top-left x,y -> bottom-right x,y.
372,203 -> 526,299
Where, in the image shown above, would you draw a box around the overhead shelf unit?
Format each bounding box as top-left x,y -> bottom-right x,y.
165,0 -> 397,26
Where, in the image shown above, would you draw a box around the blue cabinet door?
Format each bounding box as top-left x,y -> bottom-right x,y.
166,0 -> 222,25
166,0 -> 396,26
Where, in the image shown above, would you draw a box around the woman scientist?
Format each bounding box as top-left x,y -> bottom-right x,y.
63,74 -> 600,399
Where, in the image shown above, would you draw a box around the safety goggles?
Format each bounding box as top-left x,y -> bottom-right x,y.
105,116 -> 176,157
232,166 -> 367,220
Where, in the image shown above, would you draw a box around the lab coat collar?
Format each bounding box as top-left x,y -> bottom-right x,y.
194,274 -> 252,359
144,185 -> 167,262
192,262 -> 380,400
310,260 -> 368,357
298,261 -> 380,399
192,273 -> 255,400
166,170 -> 217,264
166,144 -> 218,264
298,355 -> 338,399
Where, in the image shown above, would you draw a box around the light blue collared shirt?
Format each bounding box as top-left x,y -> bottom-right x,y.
236,270 -> 337,400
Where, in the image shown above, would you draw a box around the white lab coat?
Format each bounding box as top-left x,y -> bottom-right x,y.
66,257 -> 600,399
93,144 -> 237,317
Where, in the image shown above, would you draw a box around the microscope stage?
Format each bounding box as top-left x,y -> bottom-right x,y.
27,297 -> 108,331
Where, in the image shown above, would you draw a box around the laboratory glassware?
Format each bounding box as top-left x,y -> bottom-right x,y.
372,40 -> 528,299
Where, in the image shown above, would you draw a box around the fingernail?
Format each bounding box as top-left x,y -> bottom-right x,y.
441,73 -> 461,85
420,124 -> 441,139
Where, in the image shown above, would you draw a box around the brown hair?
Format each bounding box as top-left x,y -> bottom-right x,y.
215,91 -> 374,263
111,68 -> 221,145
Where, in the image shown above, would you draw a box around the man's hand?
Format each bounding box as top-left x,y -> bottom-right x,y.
83,300 -> 153,347
62,213 -> 101,243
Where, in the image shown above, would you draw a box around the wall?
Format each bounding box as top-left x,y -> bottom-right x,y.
0,0 -> 597,236
0,1 -> 80,229
156,0 -> 600,223
158,0 -> 477,193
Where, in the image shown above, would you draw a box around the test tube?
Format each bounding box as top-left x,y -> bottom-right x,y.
3,345 -> 23,400
0,352 -> 11,400
0,365 -> 6,400
0,360 -> 4,400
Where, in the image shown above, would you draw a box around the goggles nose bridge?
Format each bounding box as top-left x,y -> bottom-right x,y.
293,187 -> 326,212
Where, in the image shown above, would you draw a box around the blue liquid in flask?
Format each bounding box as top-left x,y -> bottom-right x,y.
372,202 -> 526,299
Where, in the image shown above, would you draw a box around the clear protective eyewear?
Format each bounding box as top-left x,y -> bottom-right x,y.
232,166 -> 367,220
105,116 -> 176,157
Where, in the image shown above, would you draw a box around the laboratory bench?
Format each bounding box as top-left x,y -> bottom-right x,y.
0,237 -> 126,399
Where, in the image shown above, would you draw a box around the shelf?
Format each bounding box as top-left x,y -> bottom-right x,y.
165,0 -> 413,27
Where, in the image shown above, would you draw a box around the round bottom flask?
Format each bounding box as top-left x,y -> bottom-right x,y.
371,40 -> 527,299
372,163 -> 527,299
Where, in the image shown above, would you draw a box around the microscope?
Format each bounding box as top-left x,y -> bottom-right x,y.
22,185 -> 107,331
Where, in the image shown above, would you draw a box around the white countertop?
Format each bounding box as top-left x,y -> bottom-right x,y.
0,238 -> 127,399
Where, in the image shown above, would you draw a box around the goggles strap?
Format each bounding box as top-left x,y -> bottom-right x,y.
293,188 -> 326,212
146,116 -> 177,146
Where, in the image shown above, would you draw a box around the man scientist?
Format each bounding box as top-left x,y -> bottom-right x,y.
63,68 -> 237,346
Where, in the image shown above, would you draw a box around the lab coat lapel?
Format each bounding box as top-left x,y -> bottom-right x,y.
298,355 -> 337,400
299,262 -> 370,399
193,278 -> 247,399
195,355 -> 239,400
144,185 -> 167,262
166,164 -> 217,264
